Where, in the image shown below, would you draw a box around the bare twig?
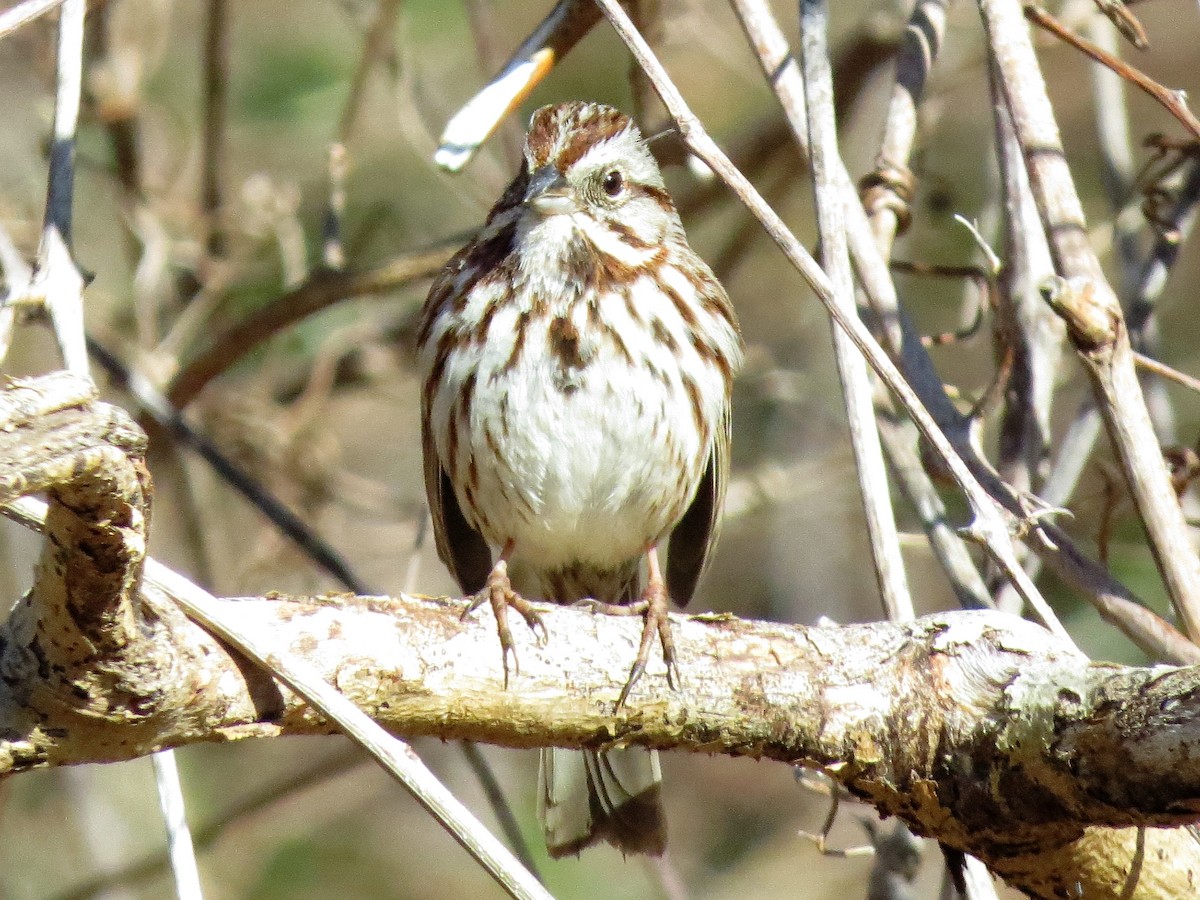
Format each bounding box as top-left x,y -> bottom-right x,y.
1091,0 -> 1149,49
801,0 -> 912,621
152,749 -> 203,900
4,554 -> 1200,899
166,238 -> 461,407
991,62 -> 1063,502
1134,351 -> 1200,397
729,0 -> 993,612
31,0 -> 86,375
88,338 -> 373,593
52,750 -> 366,900
338,0 -> 403,146
145,562 -> 551,900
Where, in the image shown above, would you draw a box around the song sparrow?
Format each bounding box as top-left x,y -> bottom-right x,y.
418,101 -> 742,856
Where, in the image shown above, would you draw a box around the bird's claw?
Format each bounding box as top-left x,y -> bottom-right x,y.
464,567 -> 546,687
615,580 -> 679,711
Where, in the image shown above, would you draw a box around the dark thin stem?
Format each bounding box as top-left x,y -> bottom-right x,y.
202,0 -> 229,256
44,0 -> 85,248
88,337 -> 373,595
460,743 -> 543,882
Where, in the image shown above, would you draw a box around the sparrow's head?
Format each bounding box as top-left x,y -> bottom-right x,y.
511,102 -> 678,251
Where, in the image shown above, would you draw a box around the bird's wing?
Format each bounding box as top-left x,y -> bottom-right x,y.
666,403 -> 731,607
421,407 -> 493,594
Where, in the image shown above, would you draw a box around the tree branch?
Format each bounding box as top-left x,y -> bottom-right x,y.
3,575 -> 1200,897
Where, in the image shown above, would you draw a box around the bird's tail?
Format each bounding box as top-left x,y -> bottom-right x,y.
538,746 -> 666,857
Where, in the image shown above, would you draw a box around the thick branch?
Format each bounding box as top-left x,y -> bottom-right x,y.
2,582 -> 1200,896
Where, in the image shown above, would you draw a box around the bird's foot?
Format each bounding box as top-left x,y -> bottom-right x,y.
577,580 -> 679,710
463,563 -> 546,687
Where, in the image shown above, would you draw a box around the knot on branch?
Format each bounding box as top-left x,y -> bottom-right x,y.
0,373 -> 193,734
859,163 -> 915,233
1039,275 -> 1119,356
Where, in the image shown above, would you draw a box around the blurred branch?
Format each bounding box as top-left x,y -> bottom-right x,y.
165,239 -> 461,407
52,749 -> 366,900
338,0 -> 402,146
0,433 -> 547,900
435,0 -> 600,171
1024,5 -> 1200,141
89,337 -> 373,593
31,0 -> 87,374
730,0 -> 992,612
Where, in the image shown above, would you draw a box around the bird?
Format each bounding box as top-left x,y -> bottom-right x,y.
418,100 -> 743,856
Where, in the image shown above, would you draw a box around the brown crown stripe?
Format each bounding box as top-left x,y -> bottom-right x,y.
557,107 -> 633,171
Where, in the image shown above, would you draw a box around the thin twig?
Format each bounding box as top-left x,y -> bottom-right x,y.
51,750 -> 366,900
5,494 -> 548,900
89,337 -> 374,594
729,0 -> 992,611
1134,351 -> 1200,396
143,561 -> 551,900
166,239 -> 461,408
991,59 -> 1063,504
800,0 -> 913,621
338,0 -> 403,146
24,7 -> 205,895
151,750 -> 203,900
1025,5 -> 1200,141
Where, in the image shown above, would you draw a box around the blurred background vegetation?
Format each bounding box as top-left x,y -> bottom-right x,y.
1,0 -> 1199,897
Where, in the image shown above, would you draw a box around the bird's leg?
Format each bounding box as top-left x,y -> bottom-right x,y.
614,547 -> 679,709
462,541 -> 546,687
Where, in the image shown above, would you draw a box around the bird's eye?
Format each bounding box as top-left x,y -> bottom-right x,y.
602,170 -> 625,197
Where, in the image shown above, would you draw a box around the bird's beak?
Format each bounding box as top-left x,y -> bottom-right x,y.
524,165 -> 574,217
